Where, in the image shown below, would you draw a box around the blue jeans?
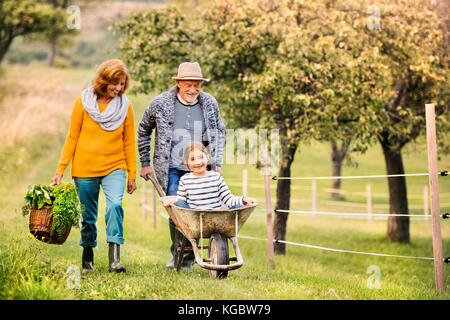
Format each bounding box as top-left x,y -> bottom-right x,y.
168,167 -> 243,210
166,168 -> 189,256
167,168 -> 189,196
74,169 -> 126,247
167,168 -> 189,224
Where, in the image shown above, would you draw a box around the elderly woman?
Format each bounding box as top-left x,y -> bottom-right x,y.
51,59 -> 136,273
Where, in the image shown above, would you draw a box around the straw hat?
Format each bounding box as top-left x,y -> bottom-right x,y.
172,62 -> 210,82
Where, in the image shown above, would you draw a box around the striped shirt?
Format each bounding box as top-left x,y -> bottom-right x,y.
176,171 -> 243,210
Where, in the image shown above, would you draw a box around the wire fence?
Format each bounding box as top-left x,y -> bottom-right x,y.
272,171 -> 448,180
140,104 -> 448,292
237,235 -> 438,261
141,161 -> 449,290
156,210 -> 449,263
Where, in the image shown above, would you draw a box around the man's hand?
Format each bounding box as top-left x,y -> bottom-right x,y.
127,179 -> 136,194
140,166 -> 153,181
215,166 -> 222,175
50,173 -> 63,186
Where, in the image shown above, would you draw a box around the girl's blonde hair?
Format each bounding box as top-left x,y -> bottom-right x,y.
92,59 -> 130,97
183,142 -> 211,167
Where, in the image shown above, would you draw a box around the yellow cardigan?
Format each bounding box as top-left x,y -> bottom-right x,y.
56,96 -> 136,179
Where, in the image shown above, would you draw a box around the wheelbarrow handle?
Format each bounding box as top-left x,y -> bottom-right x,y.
145,172 -> 165,197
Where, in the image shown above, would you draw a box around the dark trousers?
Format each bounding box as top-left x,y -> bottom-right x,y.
166,168 -> 189,256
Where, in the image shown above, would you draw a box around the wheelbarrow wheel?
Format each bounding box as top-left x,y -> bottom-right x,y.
208,233 -> 229,279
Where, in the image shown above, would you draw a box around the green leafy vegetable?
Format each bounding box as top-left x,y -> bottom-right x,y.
23,185 -> 54,212
50,183 -> 82,237
22,183 -> 82,237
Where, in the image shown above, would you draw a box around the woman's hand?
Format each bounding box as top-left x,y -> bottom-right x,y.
127,179 -> 136,194
50,174 -> 63,186
242,196 -> 256,206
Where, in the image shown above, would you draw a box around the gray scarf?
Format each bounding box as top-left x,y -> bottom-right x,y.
81,87 -> 129,131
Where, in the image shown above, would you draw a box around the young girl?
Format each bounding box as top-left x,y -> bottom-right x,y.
164,142 -> 256,209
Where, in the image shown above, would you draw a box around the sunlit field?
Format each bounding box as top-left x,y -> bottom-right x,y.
0,64 -> 448,300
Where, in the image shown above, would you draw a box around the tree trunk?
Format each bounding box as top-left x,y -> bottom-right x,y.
273,140 -> 297,255
381,141 -> 410,243
330,140 -> 350,199
0,35 -> 13,65
47,41 -> 56,67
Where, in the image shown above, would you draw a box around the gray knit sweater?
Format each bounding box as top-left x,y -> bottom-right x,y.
169,97 -> 205,171
137,86 -> 225,192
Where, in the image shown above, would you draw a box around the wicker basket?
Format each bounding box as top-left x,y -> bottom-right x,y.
29,205 -> 71,245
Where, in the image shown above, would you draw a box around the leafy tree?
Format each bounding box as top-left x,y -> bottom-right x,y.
359,0 -> 449,242
237,1 -> 387,252
306,0 -> 449,242
0,0 -> 55,64
42,0 -> 79,67
24,0 -> 80,67
330,139 -> 351,199
115,0 -> 448,252
115,0 -> 384,254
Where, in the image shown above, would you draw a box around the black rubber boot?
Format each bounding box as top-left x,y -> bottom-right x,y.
82,247 -> 95,271
108,243 -> 126,273
166,220 -> 177,268
182,249 -> 195,270
166,220 -> 195,270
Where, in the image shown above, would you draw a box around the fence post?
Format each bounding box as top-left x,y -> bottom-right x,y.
425,103 -> 444,293
242,168 -> 248,197
311,179 -> 317,218
366,184 -> 372,222
152,185 -> 157,229
423,185 -> 429,222
142,181 -> 147,220
263,149 -> 275,269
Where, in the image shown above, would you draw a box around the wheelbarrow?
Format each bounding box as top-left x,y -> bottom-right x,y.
146,173 -> 257,278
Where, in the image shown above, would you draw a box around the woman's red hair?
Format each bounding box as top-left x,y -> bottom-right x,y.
92,59 -> 130,97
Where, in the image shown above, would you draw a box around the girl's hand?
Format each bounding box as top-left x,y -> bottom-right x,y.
127,179 -> 137,194
242,196 -> 256,205
50,174 -> 63,186
163,198 -> 176,208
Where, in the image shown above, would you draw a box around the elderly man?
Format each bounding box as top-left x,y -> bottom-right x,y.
138,62 -> 225,269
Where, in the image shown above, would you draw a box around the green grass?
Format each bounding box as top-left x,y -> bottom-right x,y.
0,65 -> 449,300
